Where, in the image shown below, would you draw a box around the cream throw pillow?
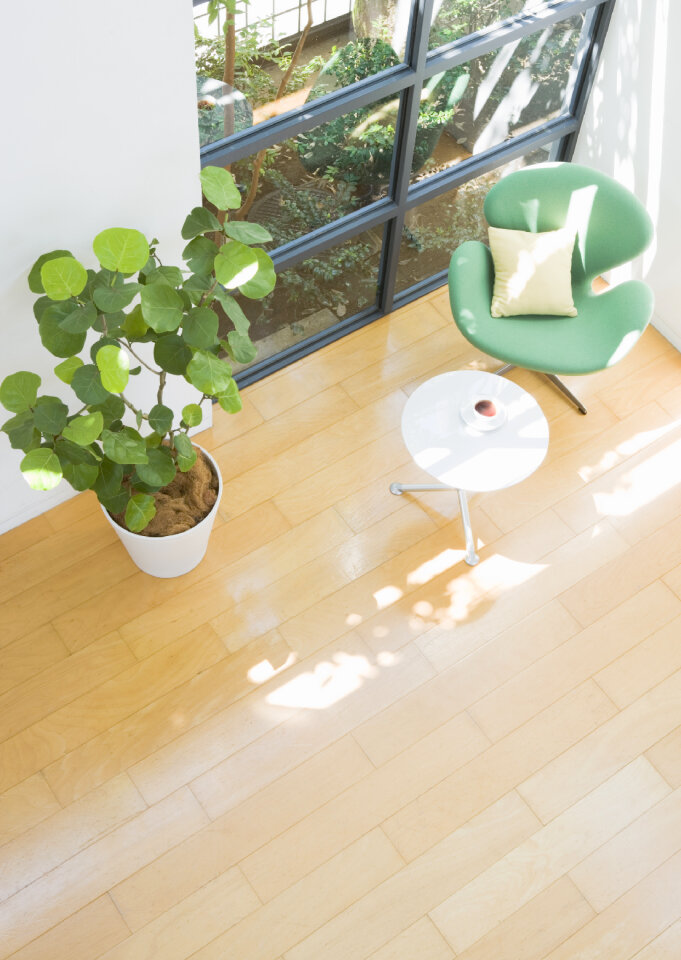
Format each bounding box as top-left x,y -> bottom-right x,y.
489,226 -> 577,317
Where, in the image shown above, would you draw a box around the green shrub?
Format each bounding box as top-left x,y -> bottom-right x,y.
297,38 -> 469,193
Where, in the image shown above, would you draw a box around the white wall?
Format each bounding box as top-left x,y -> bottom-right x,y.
0,0 -> 209,533
574,0 -> 681,349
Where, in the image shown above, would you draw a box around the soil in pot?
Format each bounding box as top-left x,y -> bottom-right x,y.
110,447 -> 219,537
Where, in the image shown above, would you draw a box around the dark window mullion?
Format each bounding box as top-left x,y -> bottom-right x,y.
404,115 -> 579,210
269,198 -> 399,271
199,64 -> 416,167
378,0 -> 437,315
559,0 -> 616,159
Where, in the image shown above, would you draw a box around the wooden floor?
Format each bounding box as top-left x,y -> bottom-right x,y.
2,287 -> 681,959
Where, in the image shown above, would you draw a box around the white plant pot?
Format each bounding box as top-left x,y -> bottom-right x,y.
101,446 -> 222,578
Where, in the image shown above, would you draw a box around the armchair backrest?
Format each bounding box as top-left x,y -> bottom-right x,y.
483,162 -> 654,283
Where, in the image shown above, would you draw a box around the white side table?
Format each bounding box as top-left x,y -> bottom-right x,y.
390,370 -> 549,565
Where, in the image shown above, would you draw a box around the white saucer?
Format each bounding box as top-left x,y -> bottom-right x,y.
460,397 -> 508,432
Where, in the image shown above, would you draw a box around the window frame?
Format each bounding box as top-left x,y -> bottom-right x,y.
194,0 -> 616,386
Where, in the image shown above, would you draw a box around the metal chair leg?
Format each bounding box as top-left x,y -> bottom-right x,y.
543,373 -> 587,415
495,363 -> 515,376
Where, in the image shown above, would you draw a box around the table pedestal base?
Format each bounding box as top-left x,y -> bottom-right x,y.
389,483 -> 480,566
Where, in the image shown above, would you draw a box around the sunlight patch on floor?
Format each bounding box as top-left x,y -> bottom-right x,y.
266,652 -> 378,710
578,419 -> 680,482
248,653 -> 297,685
373,585 -> 404,610
593,435 -> 681,518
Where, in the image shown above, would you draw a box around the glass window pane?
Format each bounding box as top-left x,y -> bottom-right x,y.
194,0 -> 409,145
228,93 -> 402,245
396,148 -> 549,295
412,15 -> 583,183
430,0 -> 547,50
218,228 -> 382,371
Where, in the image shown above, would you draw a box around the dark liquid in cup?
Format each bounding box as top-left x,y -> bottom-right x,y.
474,399 -> 496,418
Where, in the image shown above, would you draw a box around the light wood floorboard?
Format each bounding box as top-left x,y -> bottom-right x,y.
2,294 -> 681,959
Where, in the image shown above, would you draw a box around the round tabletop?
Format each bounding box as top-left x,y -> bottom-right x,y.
401,370 -> 549,493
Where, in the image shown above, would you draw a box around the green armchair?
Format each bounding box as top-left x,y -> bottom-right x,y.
448,162 -> 655,413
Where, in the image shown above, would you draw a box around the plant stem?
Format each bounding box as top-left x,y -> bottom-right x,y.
223,10 -> 236,138
119,339 -> 162,376
119,394 -> 147,420
157,371 -> 166,407
198,279 -> 219,307
237,0 -> 313,220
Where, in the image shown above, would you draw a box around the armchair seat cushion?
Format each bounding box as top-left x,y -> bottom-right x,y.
449,241 -> 655,376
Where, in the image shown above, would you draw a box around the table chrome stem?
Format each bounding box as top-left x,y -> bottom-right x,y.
389,482 -> 480,566
389,483 -> 452,494
457,489 -> 480,565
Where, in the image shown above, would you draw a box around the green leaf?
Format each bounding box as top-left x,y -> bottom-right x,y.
33,396 -> 69,436
62,411 -> 104,446
182,236 -> 219,275
210,289 -> 250,335
239,247 -> 276,299
173,432 -> 197,472
93,282 -> 141,313
38,311 -> 87,358
96,344 -> 130,393
40,256 -> 87,301
64,460 -> 99,491
181,206 -> 222,240
140,284 -> 184,333
28,250 -> 73,294
223,221 -> 272,244
226,330 -> 257,365
214,242 -> 259,290
183,306 -> 219,349
90,337 -> 120,363
33,296 -> 53,323
2,410 -> 39,452
186,350 -> 232,395
101,426 -> 149,465
58,301 -> 98,334
200,166 -> 242,211
143,266 -> 184,287
55,357 -> 84,385
101,489 -> 130,514
90,394 -> 125,426
217,378 -> 242,413
136,447 -> 176,488
20,448 -> 63,491
178,289 -> 193,311
181,403 -> 202,428
0,371 -> 41,413
93,311 -> 125,336
93,228 -> 150,273
153,334 -> 192,375
93,458 -> 123,500
125,493 -> 157,533
56,440 -> 99,491
121,304 -> 149,339
70,364 -> 110,404
148,404 -> 174,435
183,273 -> 214,306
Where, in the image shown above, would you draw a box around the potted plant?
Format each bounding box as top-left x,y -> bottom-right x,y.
0,166 -> 275,578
